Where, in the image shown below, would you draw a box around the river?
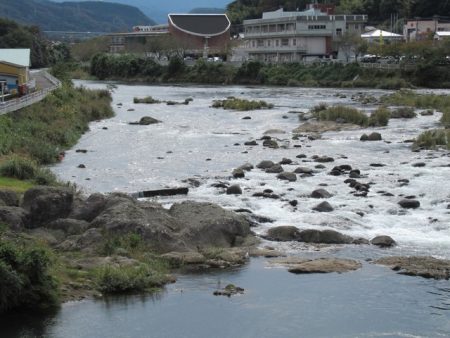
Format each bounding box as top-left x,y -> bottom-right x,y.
6,82 -> 450,338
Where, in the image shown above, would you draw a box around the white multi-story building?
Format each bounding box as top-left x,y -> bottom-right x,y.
243,4 -> 367,62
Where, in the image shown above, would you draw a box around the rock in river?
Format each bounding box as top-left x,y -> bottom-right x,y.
312,201 -> 334,212
272,257 -> 361,274
370,235 -> 396,248
277,172 -> 297,182
226,185 -> 242,195
375,256 -> 450,280
398,199 -> 420,209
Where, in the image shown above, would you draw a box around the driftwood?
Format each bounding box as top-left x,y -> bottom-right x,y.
131,188 -> 189,198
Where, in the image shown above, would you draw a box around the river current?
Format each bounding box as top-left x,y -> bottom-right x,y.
6,82 -> 449,338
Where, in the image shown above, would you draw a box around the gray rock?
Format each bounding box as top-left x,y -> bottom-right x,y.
264,226 -> 302,241
47,218 -> 90,236
232,168 -> 245,178
299,229 -> 353,244
312,201 -> 334,212
294,167 -> 313,174
277,172 -> 297,182
22,186 -> 74,227
244,140 -> 258,146
170,201 -> 251,248
370,235 -> 396,248
360,134 -> 369,141
0,206 -> 29,230
368,132 -> 382,141
398,199 -> 420,209
0,190 -> 19,207
70,193 -> 107,222
278,258 -> 361,274
257,160 -> 275,169
262,139 -> 279,149
265,164 -> 284,174
137,116 -> 160,125
375,256 -> 450,280
226,185 -> 242,195
311,188 -> 332,199
238,163 -> 254,171
279,158 -> 293,165
314,156 -> 334,163
352,237 -> 370,245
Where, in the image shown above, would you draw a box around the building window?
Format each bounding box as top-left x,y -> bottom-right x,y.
267,40 -> 271,46
292,38 -> 296,46
276,39 -> 280,47
252,40 -> 256,47
308,25 -> 326,30
281,38 -> 289,46
336,28 -> 342,36
257,39 -> 264,47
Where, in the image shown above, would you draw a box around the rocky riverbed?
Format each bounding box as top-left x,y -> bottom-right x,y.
28,82 -> 450,337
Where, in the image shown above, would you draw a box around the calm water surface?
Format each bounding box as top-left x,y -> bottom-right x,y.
2,258 -> 450,338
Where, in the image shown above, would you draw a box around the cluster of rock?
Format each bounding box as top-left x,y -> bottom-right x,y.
0,186 -> 256,261
262,226 -> 396,248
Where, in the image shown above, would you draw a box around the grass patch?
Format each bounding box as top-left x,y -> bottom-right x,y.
368,107 -> 391,127
312,105 -> 369,126
133,96 -> 161,104
414,129 -> 450,150
0,156 -> 57,185
212,97 -> 274,111
0,176 -> 34,193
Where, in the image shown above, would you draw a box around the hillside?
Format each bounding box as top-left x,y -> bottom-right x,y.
226,0 -> 450,25
0,0 -> 155,32
190,8 -> 226,14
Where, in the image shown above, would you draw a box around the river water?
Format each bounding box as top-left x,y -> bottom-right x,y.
7,82 -> 450,337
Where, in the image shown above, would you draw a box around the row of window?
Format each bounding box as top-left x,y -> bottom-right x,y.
246,23 -> 296,34
308,25 -> 326,30
249,38 -> 302,48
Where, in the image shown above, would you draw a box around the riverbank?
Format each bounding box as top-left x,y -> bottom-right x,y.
86,54 -> 450,90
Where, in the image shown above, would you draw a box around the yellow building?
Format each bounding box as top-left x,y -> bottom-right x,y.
0,49 -> 31,94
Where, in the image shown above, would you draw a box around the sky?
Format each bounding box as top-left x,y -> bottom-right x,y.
49,0 -> 231,23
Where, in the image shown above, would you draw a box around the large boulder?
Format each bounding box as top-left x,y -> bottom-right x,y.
70,193 -> 108,222
170,201 -> 251,249
277,172 -> 297,182
0,206 -> 29,230
264,226 -> 302,242
299,229 -> 353,244
371,235 -> 396,248
90,195 -> 184,253
0,190 -> 19,207
398,199 -> 420,209
22,186 -> 74,227
311,189 -> 332,199
257,160 -> 275,169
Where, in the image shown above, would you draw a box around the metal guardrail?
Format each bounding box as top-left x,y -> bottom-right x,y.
358,62 -> 416,71
0,71 -> 61,115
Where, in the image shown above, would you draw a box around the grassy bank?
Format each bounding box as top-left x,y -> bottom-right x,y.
0,82 -> 114,184
88,54 -> 448,89
0,75 -> 117,314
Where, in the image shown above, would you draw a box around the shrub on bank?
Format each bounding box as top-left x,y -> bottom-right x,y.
133,96 -> 161,104
94,264 -> 168,294
0,84 -> 114,165
312,105 -> 369,126
414,129 -> 450,150
368,107 -> 391,126
212,98 -> 274,111
0,239 -> 59,314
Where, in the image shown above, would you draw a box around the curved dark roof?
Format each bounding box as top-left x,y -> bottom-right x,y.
168,14 -> 230,37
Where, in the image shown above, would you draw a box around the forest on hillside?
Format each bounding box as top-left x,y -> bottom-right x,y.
226,0 -> 450,25
0,0 -> 154,33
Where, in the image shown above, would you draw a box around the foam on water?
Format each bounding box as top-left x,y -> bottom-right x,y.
52,81 -> 450,258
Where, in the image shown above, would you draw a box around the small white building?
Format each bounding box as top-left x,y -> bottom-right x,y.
361,29 -> 403,43
434,31 -> 450,40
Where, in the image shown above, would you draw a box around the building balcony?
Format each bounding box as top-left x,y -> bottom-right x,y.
245,31 -> 332,38
244,45 -> 307,53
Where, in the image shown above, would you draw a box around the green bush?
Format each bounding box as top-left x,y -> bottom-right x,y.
0,239 -> 59,314
212,98 -> 274,111
441,111 -> 450,128
390,107 -> 417,119
0,156 -> 38,180
369,107 -> 391,127
313,105 -> 369,126
414,129 -> 450,150
133,96 -> 161,104
94,264 -> 167,294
